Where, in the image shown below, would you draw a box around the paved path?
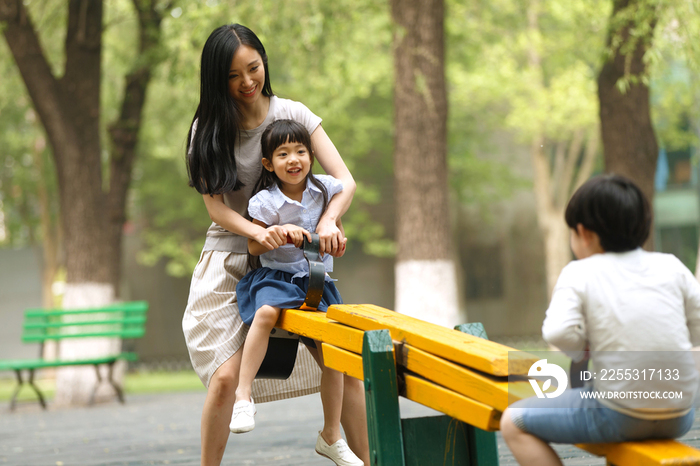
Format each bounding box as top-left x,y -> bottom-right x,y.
2,391 -> 699,465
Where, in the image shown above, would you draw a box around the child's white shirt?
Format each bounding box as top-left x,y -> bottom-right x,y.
543,248 -> 700,419
247,174 -> 343,280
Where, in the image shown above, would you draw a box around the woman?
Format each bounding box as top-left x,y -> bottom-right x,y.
182,24 -> 369,466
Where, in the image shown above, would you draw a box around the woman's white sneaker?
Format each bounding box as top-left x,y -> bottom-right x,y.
229,398 -> 256,433
315,432 -> 363,466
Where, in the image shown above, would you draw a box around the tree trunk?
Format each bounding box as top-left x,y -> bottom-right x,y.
391,0 -> 459,327
597,0 -> 658,249
1,0 -> 164,405
106,1 -> 163,295
31,132 -> 62,363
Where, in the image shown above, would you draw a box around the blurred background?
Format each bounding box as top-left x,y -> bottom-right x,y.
1,0 -> 699,377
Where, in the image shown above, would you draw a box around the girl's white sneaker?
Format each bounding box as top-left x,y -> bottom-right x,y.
315,432 -> 363,466
229,398 -> 256,433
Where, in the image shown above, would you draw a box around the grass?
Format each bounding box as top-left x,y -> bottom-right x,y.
0,370 -> 205,403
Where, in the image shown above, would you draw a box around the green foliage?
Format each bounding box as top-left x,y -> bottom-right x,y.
648,2 -> 700,156
12,0 -> 700,280
0,42 -> 57,247
449,0 -> 608,141
127,0 -> 398,270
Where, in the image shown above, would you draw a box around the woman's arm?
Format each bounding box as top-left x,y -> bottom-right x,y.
202,194 -> 287,251
311,125 -> 356,255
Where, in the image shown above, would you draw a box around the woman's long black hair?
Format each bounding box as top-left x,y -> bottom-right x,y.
255,119 -> 329,217
186,24 -> 274,194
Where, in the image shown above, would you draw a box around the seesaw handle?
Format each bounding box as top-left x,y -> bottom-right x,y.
285,233 -> 324,311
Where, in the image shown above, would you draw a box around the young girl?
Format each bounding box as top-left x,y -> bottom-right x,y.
182,24 -> 368,466
229,119 -> 362,466
501,175 -> 700,466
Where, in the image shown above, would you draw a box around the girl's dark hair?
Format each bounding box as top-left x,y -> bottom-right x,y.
246,119 -> 329,271
186,24 -> 274,194
254,119 -> 329,217
565,174 -> 651,252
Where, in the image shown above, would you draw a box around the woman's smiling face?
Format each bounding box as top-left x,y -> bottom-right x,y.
228,44 -> 265,106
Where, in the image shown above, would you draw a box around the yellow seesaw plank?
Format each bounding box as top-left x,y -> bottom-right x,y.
327,304 -> 535,376
404,374 -> 501,431
400,344 -> 533,411
321,341 -> 504,431
578,440 -> 700,466
276,308 -> 364,353
322,343 -> 364,380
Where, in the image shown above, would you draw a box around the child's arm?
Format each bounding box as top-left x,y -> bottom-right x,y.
541,266 -> 587,362
681,266 -> 700,347
203,194 -> 287,251
248,218 -> 288,256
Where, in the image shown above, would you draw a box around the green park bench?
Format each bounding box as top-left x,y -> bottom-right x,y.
272,303 -> 700,466
0,300 -> 148,410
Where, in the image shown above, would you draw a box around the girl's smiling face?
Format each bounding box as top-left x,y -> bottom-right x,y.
262,138 -> 312,191
228,45 -> 265,106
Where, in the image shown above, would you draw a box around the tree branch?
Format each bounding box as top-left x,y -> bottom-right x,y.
104,0 -> 166,290
573,129 -> 600,192
107,0 -> 164,216
549,139 -> 567,200
0,0 -> 72,171
556,129 -> 585,209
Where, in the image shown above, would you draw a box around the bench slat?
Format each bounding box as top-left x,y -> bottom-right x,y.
23,317 -> 146,329
578,440 -> 700,466
0,352 -> 139,371
24,301 -> 148,317
327,304 -> 534,376
404,374 -> 501,432
22,330 -> 145,342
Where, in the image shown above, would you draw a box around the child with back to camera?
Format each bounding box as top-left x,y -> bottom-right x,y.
501,174 -> 700,466
229,119 -> 362,466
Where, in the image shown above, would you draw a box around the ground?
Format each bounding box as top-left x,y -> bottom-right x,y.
3,389 -> 676,465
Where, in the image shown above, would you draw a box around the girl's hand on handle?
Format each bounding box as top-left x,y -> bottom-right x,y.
283,224 -> 312,248
316,216 -> 343,256
254,225 -> 288,251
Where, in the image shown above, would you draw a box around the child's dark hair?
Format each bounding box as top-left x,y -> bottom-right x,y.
254,119 -> 329,216
565,174 -> 651,252
186,24 -> 274,195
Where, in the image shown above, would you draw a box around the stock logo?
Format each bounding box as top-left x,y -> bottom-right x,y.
528,359 -> 568,399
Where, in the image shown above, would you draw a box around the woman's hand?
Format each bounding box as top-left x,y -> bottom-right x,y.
329,238 -> 348,257
312,125 -> 355,256
283,224 -> 312,248
316,216 -> 346,257
329,219 -> 347,257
